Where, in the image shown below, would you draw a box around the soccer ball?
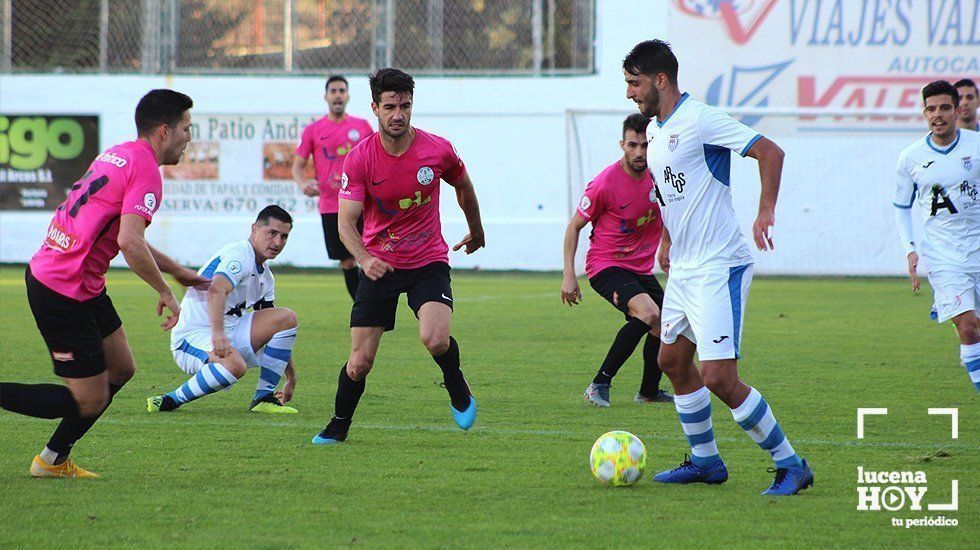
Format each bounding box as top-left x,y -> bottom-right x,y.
589,431 -> 646,486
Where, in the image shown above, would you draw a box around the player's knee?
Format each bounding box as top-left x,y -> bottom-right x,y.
75,391 -> 108,418
634,309 -> 659,330
110,364 -> 136,386
702,369 -> 738,399
278,307 -> 298,330
420,332 -> 450,356
219,356 -> 247,379
347,354 -> 374,380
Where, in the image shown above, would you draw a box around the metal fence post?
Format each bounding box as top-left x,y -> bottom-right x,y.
284,0 -> 293,72
532,0 -> 543,75
427,0 -> 443,71
1,0 -> 12,72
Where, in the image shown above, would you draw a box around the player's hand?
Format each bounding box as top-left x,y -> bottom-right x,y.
657,244 -> 671,273
561,274 -> 582,306
275,379 -> 295,404
174,267 -> 210,289
753,209 -> 775,251
360,255 -> 394,281
212,332 -> 232,358
452,231 -> 485,254
157,290 -> 180,331
907,252 -> 920,292
301,180 -> 320,197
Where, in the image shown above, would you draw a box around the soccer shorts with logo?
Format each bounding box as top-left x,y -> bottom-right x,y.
660,264 -> 753,361
350,261 -> 453,331
25,267 -> 122,378
171,312 -> 259,375
588,266 -> 664,320
928,269 -> 980,323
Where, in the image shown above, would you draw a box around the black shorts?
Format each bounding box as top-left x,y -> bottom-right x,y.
25,267 -> 122,378
351,262 -> 453,331
320,213 -> 363,261
588,266 -> 664,321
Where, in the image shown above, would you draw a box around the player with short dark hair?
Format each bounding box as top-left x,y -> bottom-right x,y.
312,67 -> 486,444
624,39 -> 812,495
562,113 -> 673,407
953,78 -> 978,132
148,205 -> 301,414
894,80 -> 980,392
293,75 -> 374,299
0,89 -> 204,478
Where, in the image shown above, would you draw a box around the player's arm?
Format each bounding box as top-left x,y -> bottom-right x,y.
118,214 -> 180,330
893,157 -> 919,292
291,155 -> 319,197
447,172 -> 485,254
338,197 -> 392,280
207,275 -> 234,357
744,137 -> 784,251
657,225 -> 672,273
147,244 -> 209,288
561,213 -> 588,306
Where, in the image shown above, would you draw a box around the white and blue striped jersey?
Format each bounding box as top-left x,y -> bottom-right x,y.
171,239 -> 275,347
894,129 -> 980,273
645,93 -> 762,271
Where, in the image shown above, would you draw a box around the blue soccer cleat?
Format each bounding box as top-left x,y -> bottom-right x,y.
653,455 -> 729,485
762,459 -> 814,496
451,396 -> 477,430
311,418 -> 349,445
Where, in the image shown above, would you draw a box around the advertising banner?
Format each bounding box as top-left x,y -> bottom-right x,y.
0,115 -> 100,210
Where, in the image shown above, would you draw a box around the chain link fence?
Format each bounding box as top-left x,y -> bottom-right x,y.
1,0 -> 594,75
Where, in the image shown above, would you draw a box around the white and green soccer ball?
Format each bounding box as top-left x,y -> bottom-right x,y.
589,431 -> 646,487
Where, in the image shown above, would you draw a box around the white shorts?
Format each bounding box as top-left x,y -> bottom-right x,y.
928,270 -> 980,323
660,264 -> 753,361
171,312 -> 259,375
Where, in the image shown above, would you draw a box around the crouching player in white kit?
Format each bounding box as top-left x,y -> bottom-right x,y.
894,80 -> 980,392
624,40 -> 812,495
147,205 -> 300,413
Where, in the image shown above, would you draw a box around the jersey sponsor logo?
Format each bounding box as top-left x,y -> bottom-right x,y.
929,184 -> 958,216
668,133 -> 680,152
143,192 -> 157,211
226,260 -> 243,274
43,221 -> 77,253
348,129 -> 361,141
417,166 -> 434,185
398,190 -> 431,210
663,166 -> 686,193
579,195 -> 592,211
961,181 -> 978,202
341,172 -> 349,189
95,151 -> 127,168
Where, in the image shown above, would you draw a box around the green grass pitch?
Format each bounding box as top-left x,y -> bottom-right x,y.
0,267 -> 976,547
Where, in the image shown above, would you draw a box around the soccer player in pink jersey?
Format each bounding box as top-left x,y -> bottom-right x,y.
0,89 -> 205,478
293,75 -> 375,299
561,114 -> 672,408
312,68 -> 485,444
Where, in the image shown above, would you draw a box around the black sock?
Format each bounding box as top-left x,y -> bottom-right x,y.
342,267 -> 359,301
433,337 -> 470,411
46,383 -> 124,462
0,382 -> 79,419
334,363 -> 365,421
638,334 -> 664,397
593,318 -> 650,385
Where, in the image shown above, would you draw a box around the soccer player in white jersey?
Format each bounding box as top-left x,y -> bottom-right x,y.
623,40 -> 812,496
147,205 -> 300,414
894,80 -> 980,392
954,78 -> 979,132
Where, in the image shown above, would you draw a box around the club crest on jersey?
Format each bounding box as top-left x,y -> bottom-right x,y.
649,188 -> 657,203
668,134 -> 679,151
341,172 -> 349,189
417,166 -> 434,185
963,156 -> 973,171
579,195 -> 591,211
348,129 -> 360,141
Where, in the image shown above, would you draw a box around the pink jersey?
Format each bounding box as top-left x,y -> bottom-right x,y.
577,160 -> 663,278
295,115 -> 374,214
339,128 -> 466,270
29,140 -> 162,301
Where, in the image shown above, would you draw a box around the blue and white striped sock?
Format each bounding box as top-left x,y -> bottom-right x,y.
167,363 -> 237,405
731,387 -> 803,470
254,327 -> 297,401
961,342 -> 980,391
674,386 -> 721,468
